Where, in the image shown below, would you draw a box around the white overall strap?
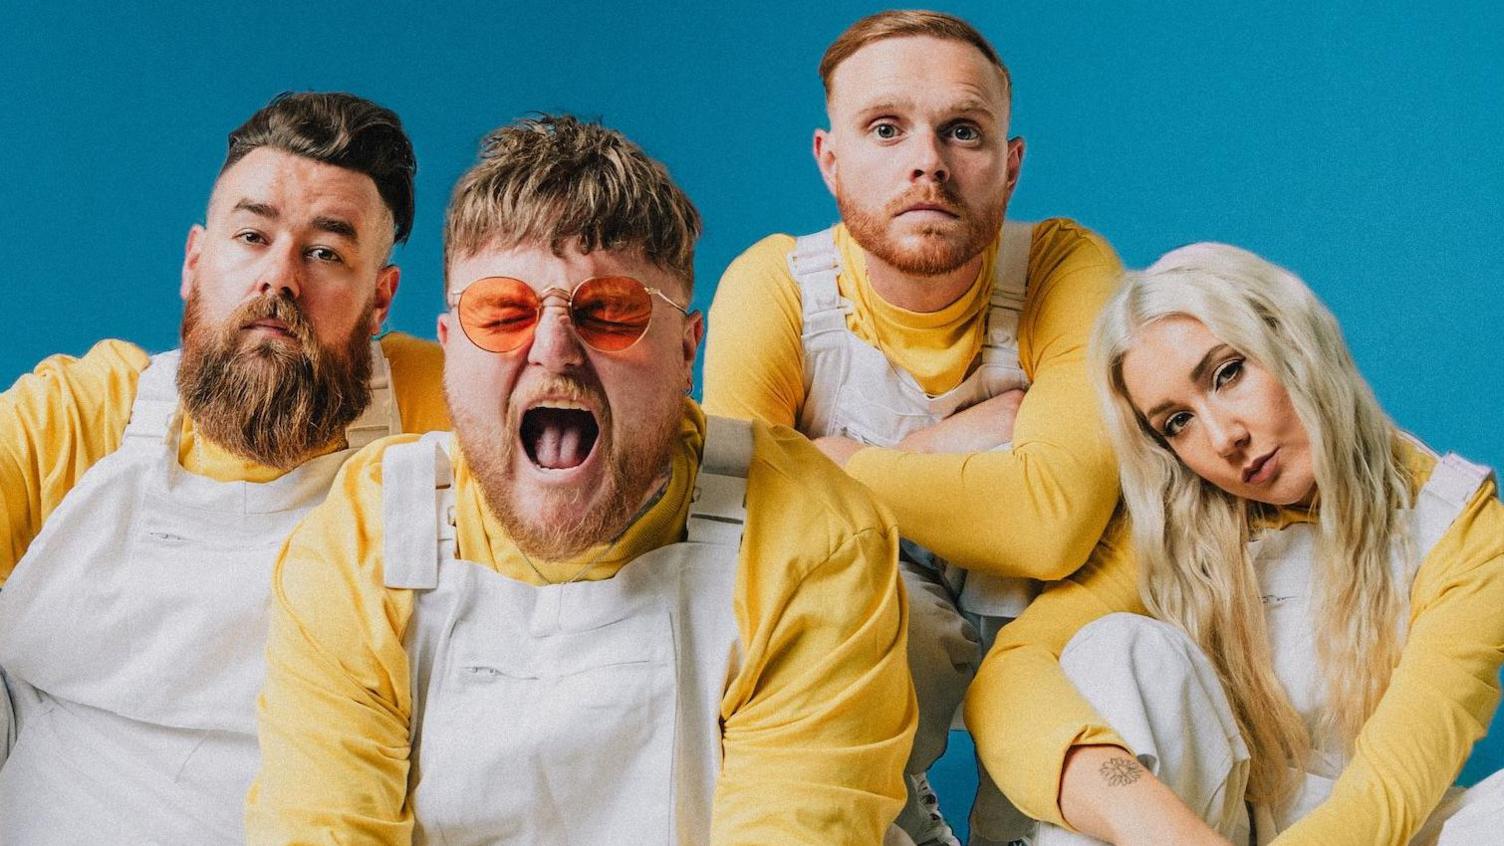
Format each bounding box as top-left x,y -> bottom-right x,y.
981,221 -> 1033,353
344,341 -> 400,451
790,227 -> 850,337
994,221 -> 1034,305
687,416 -> 751,546
1412,451 -> 1493,558
791,227 -> 859,438
121,350 -> 180,444
381,432 -> 454,590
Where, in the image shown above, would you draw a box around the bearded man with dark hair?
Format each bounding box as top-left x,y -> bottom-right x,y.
0,91 -> 447,844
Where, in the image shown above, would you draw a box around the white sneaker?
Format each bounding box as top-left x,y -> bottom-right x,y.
898,772 -> 961,846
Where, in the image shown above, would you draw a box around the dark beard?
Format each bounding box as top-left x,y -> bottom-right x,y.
176,289 -> 374,471
839,181 -> 1003,277
449,371 -> 680,560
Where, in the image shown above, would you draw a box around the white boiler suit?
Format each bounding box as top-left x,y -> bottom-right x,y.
1037,449 -> 1501,845
791,222 -> 1038,843
0,346 -> 397,843
379,417 -> 751,843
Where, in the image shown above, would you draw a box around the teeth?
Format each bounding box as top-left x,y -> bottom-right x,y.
533,400 -> 588,412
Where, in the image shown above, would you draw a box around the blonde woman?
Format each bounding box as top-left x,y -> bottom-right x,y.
964,242 -> 1504,846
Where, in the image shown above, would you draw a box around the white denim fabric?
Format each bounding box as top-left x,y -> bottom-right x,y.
384,417 -> 750,845
0,668 -> 13,765
1252,445 -> 1492,838
0,345 -> 396,844
1033,447 -> 1493,846
789,222 -> 1037,616
790,222 -> 1039,844
1423,769 -> 1504,845
1036,613 -> 1254,846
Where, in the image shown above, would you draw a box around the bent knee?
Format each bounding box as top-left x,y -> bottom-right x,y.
1060,613 -> 1207,679
1058,613 -> 1234,727
1058,613 -> 1242,757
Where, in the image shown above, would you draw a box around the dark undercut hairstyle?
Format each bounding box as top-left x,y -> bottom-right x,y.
443,114 -> 701,296
222,91 -> 417,245
819,9 -> 1012,103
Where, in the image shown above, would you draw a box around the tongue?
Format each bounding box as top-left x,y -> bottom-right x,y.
526,408 -> 596,470
534,420 -> 585,469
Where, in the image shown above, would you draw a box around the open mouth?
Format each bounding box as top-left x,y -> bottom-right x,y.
520,403 -> 600,470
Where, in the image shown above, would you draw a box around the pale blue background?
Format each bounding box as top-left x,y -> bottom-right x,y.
3,0 -> 1501,830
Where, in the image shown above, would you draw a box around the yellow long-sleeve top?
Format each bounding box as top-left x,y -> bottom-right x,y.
703,219 -> 1123,577
0,333 -> 449,581
245,402 -> 917,845
967,438 -> 1504,845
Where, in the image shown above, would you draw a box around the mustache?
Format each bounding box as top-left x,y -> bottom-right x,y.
510,373 -> 610,420
175,286 -> 374,470
232,293 -> 316,348
884,183 -> 966,216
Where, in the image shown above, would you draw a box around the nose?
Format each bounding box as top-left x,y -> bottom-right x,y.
1203,409 -> 1250,459
526,298 -> 586,370
255,243 -> 303,300
909,131 -> 949,184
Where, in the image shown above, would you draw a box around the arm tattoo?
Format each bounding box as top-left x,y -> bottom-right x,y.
1100,756 -> 1144,787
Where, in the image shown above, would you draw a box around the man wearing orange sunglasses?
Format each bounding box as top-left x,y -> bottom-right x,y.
248,115 -> 917,844
0,92 -> 449,843
703,10 -> 1125,846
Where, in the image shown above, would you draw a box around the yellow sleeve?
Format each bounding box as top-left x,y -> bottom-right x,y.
379,332 -> 450,434
844,221 -> 1123,578
712,426 -> 916,844
0,339 -> 148,581
246,437 -> 420,846
701,235 -> 805,427
966,515 -> 1145,827
1273,481 -> 1504,845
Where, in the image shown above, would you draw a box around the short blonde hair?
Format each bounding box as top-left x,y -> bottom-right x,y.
443,114 -> 701,295
819,9 -> 1011,99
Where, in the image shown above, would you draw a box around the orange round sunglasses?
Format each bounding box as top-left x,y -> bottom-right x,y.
448,275 -> 689,353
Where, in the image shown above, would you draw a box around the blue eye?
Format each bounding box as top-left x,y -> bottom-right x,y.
1213,359 -> 1243,389
948,123 -> 982,143
871,122 -> 900,140
307,246 -> 343,264
1163,411 -> 1192,437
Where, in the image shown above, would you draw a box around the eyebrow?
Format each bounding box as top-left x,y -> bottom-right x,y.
945,98 -> 997,118
312,215 -> 359,243
1191,344 -> 1232,384
232,199 -> 278,219
1142,344 -> 1232,421
856,99 -> 913,117
1143,399 -> 1175,422
229,200 -> 359,244
856,98 -> 997,119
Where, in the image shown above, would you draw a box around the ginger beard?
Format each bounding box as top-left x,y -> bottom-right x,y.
177,287 -> 374,470
449,368 -> 682,561
838,180 -> 1004,277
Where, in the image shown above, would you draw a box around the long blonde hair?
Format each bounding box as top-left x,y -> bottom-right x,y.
1090,243 -> 1412,806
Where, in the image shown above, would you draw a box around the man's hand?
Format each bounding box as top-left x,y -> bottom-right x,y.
896,388 -> 1026,454
813,435 -> 865,468
813,388 -> 1027,468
